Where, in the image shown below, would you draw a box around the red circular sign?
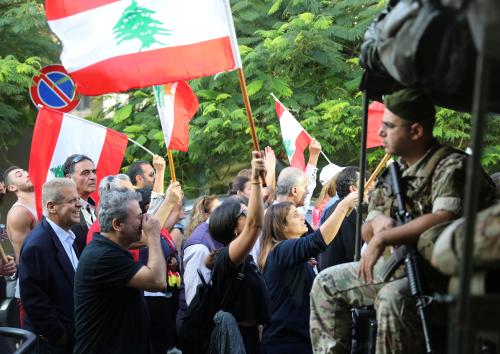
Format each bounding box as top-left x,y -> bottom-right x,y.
30,64 -> 80,113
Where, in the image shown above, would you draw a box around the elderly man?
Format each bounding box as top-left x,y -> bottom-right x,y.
73,188 -> 180,354
310,89 -> 496,354
63,154 -> 97,255
3,166 -> 38,263
19,179 -> 82,353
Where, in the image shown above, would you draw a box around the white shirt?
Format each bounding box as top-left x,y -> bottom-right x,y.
183,243 -> 211,305
46,218 -> 79,270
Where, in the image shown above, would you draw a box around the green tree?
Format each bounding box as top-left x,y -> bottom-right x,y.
98,0 -> 499,196
0,0 -> 59,154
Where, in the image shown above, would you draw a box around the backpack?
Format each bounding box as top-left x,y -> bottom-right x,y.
359,0 -> 500,113
178,262 -> 246,354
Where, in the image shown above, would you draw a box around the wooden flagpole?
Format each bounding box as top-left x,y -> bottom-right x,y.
167,149 -> 176,182
237,68 -> 267,187
364,153 -> 391,190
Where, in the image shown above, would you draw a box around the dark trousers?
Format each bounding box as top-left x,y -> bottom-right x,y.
239,326 -> 261,354
262,340 -> 313,354
33,337 -> 72,354
145,294 -> 178,354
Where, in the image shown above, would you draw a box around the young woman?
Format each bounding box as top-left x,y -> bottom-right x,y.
258,192 -> 358,354
204,151 -> 269,353
184,195 -> 220,239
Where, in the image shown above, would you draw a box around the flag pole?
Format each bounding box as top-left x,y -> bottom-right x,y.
270,93 -> 333,165
167,149 -> 177,182
364,153 -> 391,190
237,68 -> 267,187
127,138 -> 155,156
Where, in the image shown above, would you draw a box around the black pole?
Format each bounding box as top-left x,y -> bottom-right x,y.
355,92 -> 369,261
454,49 -> 489,354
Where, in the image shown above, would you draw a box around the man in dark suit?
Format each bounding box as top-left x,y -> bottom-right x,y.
19,178 -> 82,354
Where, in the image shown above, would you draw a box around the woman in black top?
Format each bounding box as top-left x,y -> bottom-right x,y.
205,151 -> 269,353
258,192 -> 358,354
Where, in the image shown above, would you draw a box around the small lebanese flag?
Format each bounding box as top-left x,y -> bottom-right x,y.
153,81 -> 198,152
274,99 -> 312,170
28,107 -> 128,219
367,101 -> 385,149
45,0 -> 242,95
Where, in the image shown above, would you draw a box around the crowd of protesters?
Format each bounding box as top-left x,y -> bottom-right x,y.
0,89 -> 499,354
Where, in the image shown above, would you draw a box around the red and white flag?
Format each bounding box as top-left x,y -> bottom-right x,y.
274,99 -> 311,170
367,101 -> 385,149
45,0 -> 242,95
153,81 -> 198,152
29,108 -> 128,219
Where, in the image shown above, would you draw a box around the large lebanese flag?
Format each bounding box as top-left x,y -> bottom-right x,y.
29,108 -> 128,219
153,81 -> 198,152
275,99 -> 312,171
45,0 -> 242,95
367,101 -> 385,149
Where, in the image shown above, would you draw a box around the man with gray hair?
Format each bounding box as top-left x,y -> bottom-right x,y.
73,189 -> 169,354
19,178 -> 82,353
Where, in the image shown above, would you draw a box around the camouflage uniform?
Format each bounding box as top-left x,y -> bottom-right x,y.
430,201 -> 500,275
310,141 -> 495,354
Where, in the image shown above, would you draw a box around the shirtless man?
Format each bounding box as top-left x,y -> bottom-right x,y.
3,166 -> 38,263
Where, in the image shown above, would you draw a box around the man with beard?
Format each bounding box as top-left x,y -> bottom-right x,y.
4,166 -> 38,264
19,179 -> 83,353
74,189 -> 169,354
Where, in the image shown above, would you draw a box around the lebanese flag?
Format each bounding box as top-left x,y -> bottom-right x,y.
45,0 -> 242,96
28,107 -> 128,219
367,101 -> 385,149
153,81 -> 198,152
275,99 -> 311,170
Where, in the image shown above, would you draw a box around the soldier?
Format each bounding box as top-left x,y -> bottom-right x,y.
309,89 -> 496,354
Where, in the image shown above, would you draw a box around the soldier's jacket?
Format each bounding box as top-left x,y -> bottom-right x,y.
367,140 -> 496,263
429,202 -> 500,275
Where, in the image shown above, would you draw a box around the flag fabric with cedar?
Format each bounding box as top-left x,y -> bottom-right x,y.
45,0 -> 242,95
274,99 -> 311,170
153,81 -> 198,152
29,108 -> 128,219
367,101 -> 385,149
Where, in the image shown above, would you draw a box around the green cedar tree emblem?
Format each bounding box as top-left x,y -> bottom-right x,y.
50,165 -> 65,178
283,138 -> 294,158
113,0 -> 172,50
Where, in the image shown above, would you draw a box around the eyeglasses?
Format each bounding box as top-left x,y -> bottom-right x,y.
380,121 -> 411,130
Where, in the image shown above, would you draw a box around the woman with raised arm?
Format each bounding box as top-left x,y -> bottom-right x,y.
258,191 -> 358,354
203,151 -> 269,353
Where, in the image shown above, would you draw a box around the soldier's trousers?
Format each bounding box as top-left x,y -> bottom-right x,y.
310,259 -> 424,354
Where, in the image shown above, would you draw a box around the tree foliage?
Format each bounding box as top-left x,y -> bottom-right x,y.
93,0 -> 498,197
0,0 -> 59,152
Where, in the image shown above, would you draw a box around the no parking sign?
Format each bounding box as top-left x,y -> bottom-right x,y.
30,64 -> 80,113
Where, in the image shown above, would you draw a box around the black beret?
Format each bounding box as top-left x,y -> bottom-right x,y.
384,89 -> 436,123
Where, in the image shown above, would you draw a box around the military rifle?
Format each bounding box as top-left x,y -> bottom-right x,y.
380,162 -> 433,354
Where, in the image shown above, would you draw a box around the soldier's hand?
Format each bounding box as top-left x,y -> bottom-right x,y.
371,214 -> 395,235
152,155 -> 166,173
358,235 -> 385,283
141,213 -> 161,241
